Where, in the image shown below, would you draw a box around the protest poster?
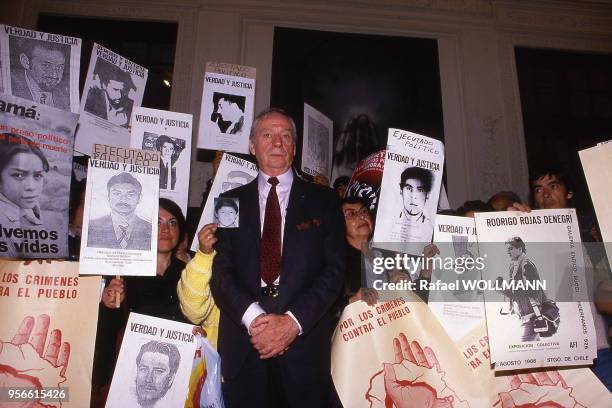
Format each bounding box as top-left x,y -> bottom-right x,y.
428,214 -> 485,341
373,129 -> 444,253
0,25 -> 81,113
196,62 -> 255,154
130,107 -> 193,214
474,209 -> 597,371
0,93 -> 78,259
457,322 -> 612,407
75,43 -> 148,155
345,149 -> 385,212
579,143 -> 612,267
106,313 -> 198,408
191,153 -> 257,251
0,261 -> 101,407
301,103 -> 333,181
79,145 -> 159,276
331,292 -> 490,408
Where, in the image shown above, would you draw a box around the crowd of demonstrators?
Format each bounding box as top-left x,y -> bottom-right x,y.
51,105 -> 610,407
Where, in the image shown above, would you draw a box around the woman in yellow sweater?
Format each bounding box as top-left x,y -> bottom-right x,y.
177,223 -> 220,348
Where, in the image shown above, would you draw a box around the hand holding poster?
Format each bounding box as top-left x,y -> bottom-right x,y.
0,94 -> 78,259
373,129 -> 444,253
130,107 -> 193,214
191,153 -> 257,251
0,24 -> 81,113
75,43 -> 148,155
196,62 -> 255,154
301,103 -> 333,181
106,313 -> 198,408
0,260 -> 101,407
474,209 -> 597,371
79,145 -> 159,276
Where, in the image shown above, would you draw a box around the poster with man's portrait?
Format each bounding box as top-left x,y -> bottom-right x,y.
474,209 -> 596,371
0,261 -> 101,408
75,43 -> 148,155
106,313 -> 197,408
0,93 -> 78,259
196,62 -> 255,154
130,106 -> 193,214
301,103 -> 333,181
373,129 -> 444,255
79,146 -> 159,276
0,24 -> 81,113
191,153 -> 257,251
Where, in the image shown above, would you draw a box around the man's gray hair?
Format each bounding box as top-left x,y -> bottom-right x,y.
136,340 -> 181,379
249,108 -> 297,143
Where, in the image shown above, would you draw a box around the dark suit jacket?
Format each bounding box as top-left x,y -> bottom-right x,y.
11,69 -> 70,111
87,214 -> 152,250
84,87 -> 133,128
210,175 -> 346,382
159,161 -> 176,190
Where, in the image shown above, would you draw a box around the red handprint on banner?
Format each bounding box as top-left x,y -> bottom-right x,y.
0,314 -> 70,408
366,333 -> 469,408
494,371 -> 584,408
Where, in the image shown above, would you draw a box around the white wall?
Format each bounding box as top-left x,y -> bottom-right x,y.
3,0 -> 612,208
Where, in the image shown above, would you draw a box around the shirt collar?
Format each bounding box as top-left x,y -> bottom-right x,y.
111,212 -> 136,240
25,71 -> 52,105
257,168 -> 294,192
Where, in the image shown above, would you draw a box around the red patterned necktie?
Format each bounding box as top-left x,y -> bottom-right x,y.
260,177 -> 281,285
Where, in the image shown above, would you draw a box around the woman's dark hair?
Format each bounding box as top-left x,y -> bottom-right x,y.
0,133 -> 50,177
159,198 -> 186,248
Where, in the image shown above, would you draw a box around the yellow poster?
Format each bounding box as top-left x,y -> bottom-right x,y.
331,292 -> 489,408
0,261 -> 101,407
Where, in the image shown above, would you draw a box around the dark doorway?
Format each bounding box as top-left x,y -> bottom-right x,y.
515,47 -> 612,216
37,14 -> 177,110
271,27 -> 444,183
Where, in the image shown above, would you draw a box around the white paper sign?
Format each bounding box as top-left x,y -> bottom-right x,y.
0,24 -> 81,113
75,43 -> 148,155
106,313 -> 198,408
130,107 -> 192,214
301,103 -> 333,181
196,62 -> 255,154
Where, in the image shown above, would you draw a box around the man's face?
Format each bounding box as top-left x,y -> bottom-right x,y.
108,182 -> 140,217
135,352 -> 172,405
216,205 -> 237,227
161,142 -> 174,160
400,178 -> 428,216
507,244 -> 522,261
103,79 -> 128,109
249,113 -> 295,176
532,174 -> 572,209
25,46 -> 65,91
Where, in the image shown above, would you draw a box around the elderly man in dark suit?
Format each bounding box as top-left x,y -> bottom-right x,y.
210,108 -> 345,407
88,172 -> 152,250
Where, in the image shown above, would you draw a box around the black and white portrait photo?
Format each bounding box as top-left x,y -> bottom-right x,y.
8,37 -> 71,111
210,92 -> 245,135
84,58 -> 136,128
141,133 -> 186,191
133,341 -> 180,408
214,197 -> 239,228
87,172 -> 152,250
497,236 -> 555,342
397,166 -> 434,243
